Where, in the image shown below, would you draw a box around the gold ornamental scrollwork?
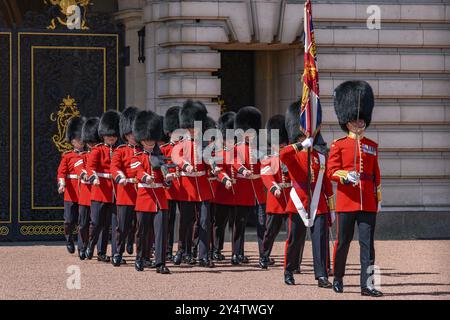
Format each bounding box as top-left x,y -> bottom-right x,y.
45,0 -> 91,30
50,95 -> 81,153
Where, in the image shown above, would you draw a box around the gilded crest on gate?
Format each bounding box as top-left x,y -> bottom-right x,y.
44,0 -> 91,30
50,95 -> 81,153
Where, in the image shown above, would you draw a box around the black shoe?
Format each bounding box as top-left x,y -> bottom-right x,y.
126,243 -> 134,255
268,258 -> 275,266
156,265 -> 171,274
318,277 -> 332,288
259,256 -> 269,269
284,271 -> 295,285
199,259 -> 215,268
135,260 -> 144,272
361,287 -> 383,297
173,251 -> 183,265
213,251 -> 225,261
231,255 -> 241,265
192,246 -> 198,259
78,250 -> 86,261
97,254 -> 111,263
112,254 -> 122,267
184,255 -> 197,265
85,246 -> 94,260
66,241 -> 75,254
332,279 -> 344,293
166,252 -> 173,262
294,267 -> 301,274
238,255 -> 249,264
143,258 -> 156,268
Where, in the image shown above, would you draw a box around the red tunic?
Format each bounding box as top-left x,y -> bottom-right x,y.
132,151 -> 168,212
75,151 -> 92,207
261,154 -> 291,214
57,149 -> 84,203
110,144 -> 140,206
232,142 -> 266,206
280,145 -> 333,215
327,134 -> 381,213
160,141 -> 189,201
87,143 -> 116,203
211,147 -> 235,206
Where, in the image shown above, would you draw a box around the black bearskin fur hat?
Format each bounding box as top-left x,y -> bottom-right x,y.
285,101 -> 305,144
179,100 -> 208,129
119,106 -> 139,140
98,110 -> 120,137
81,117 -> 101,144
163,106 -> 181,135
218,112 -> 236,138
266,114 -> 288,146
66,116 -> 85,143
234,106 -> 261,131
133,110 -> 162,143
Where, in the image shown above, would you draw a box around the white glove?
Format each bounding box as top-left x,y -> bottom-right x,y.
118,175 -> 127,186
346,171 -> 360,186
301,137 -> 314,149
225,180 -> 232,190
377,201 -> 382,213
274,189 -> 281,198
185,165 -> 194,174
58,185 -> 65,194
330,211 -> 336,225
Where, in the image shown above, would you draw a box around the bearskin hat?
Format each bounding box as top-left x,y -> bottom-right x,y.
218,112 -> 236,138
81,117 -> 101,144
119,106 -> 139,140
98,110 -> 120,137
234,106 -> 261,131
179,100 -> 208,129
158,115 -> 170,143
163,106 -> 181,135
133,110 -> 162,143
333,80 -> 374,132
204,116 -> 217,131
285,101 -> 305,144
66,116 -> 85,143
266,114 -> 288,146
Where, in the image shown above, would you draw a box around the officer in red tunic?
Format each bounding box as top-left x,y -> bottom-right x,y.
132,110 -> 170,274
85,110 -> 120,262
328,80 -> 383,297
110,106 -> 140,266
280,102 -> 335,288
232,107 -> 266,265
160,106 -> 183,261
259,114 -> 290,269
57,117 -> 85,255
211,112 -> 236,261
76,117 -> 101,260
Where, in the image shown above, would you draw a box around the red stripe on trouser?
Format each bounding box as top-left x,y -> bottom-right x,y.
325,216 -> 329,271
283,213 -> 293,270
332,213 -> 339,275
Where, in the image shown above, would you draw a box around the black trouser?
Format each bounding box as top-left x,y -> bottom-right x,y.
89,201 -> 112,255
136,211 -> 168,267
255,204 -> 266,257
333,211 -> 377,288
262,213 -> 288,258
178,201 -> 195,255
77,205 -> 90,251
310,215 -> 330,279
212,203 -> 233,253
284,213 -> 307,272
192,204 -> 200,249
231,205 -> 252,256
127,213 -> 136,249
114,205 -> 134,256
110,205 -> 117,255
64,201 -> 79,242
167,200 -> 179,255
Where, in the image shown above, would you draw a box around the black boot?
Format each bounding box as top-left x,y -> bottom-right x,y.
85,242 -> 94,260
332,279 -> 344,293
259,256 -> 269,269
284,271 -> 295,285
268,257 -> 275,266
126,243 -> 134,255
97,254 -> 111,263
361,287 -> 383,297
238,255 -> 249,264
173,251 -> 183,265
192,246 -> 198,259
135,260 -> 144,271
184,254 -> 197,265
199,258 -> 215,268
66,239 -> 75,254
231,254 -> 241,265
318,277 -> 332,288
78,249 -> 86,261
156,265 -> 171,274
213,250 -> 225,261
143,258 -> 156,268
166,252 -> 173,262
294,266 -> 301,274
112,254 -> 122,267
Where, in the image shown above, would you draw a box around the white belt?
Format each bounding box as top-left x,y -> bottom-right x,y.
126,178 -> 137,183
237,173 -> 261,179
180,171 -> 206,177
66,174 -> 78,179
97,173 -> 112,179
138,183 -> 164,188
279,182 -> 292,189
208,177 -> 217,182
80,180 -> 92,185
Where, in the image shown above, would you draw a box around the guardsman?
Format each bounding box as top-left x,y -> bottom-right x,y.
259,114 -> 290,269
231,107 -> 266,265
160,106 -> 184,261
280,102 -> 335,288
57,117 -> 85,255
210,112 -> 236,261
132,110 -> 170,274
328,80 -> 383,297
110,106 -> 140,266
76,117 -> 101,260
85,110 -> 120,262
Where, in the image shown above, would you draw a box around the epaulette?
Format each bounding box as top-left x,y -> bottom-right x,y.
134,151 -> 143,156
160,142 -> 170,148
333,136 -> 347,143
116,144 -> 126,149
78,151 -> 87,155
94,143 -> 103,147
362,136 -> 378,146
